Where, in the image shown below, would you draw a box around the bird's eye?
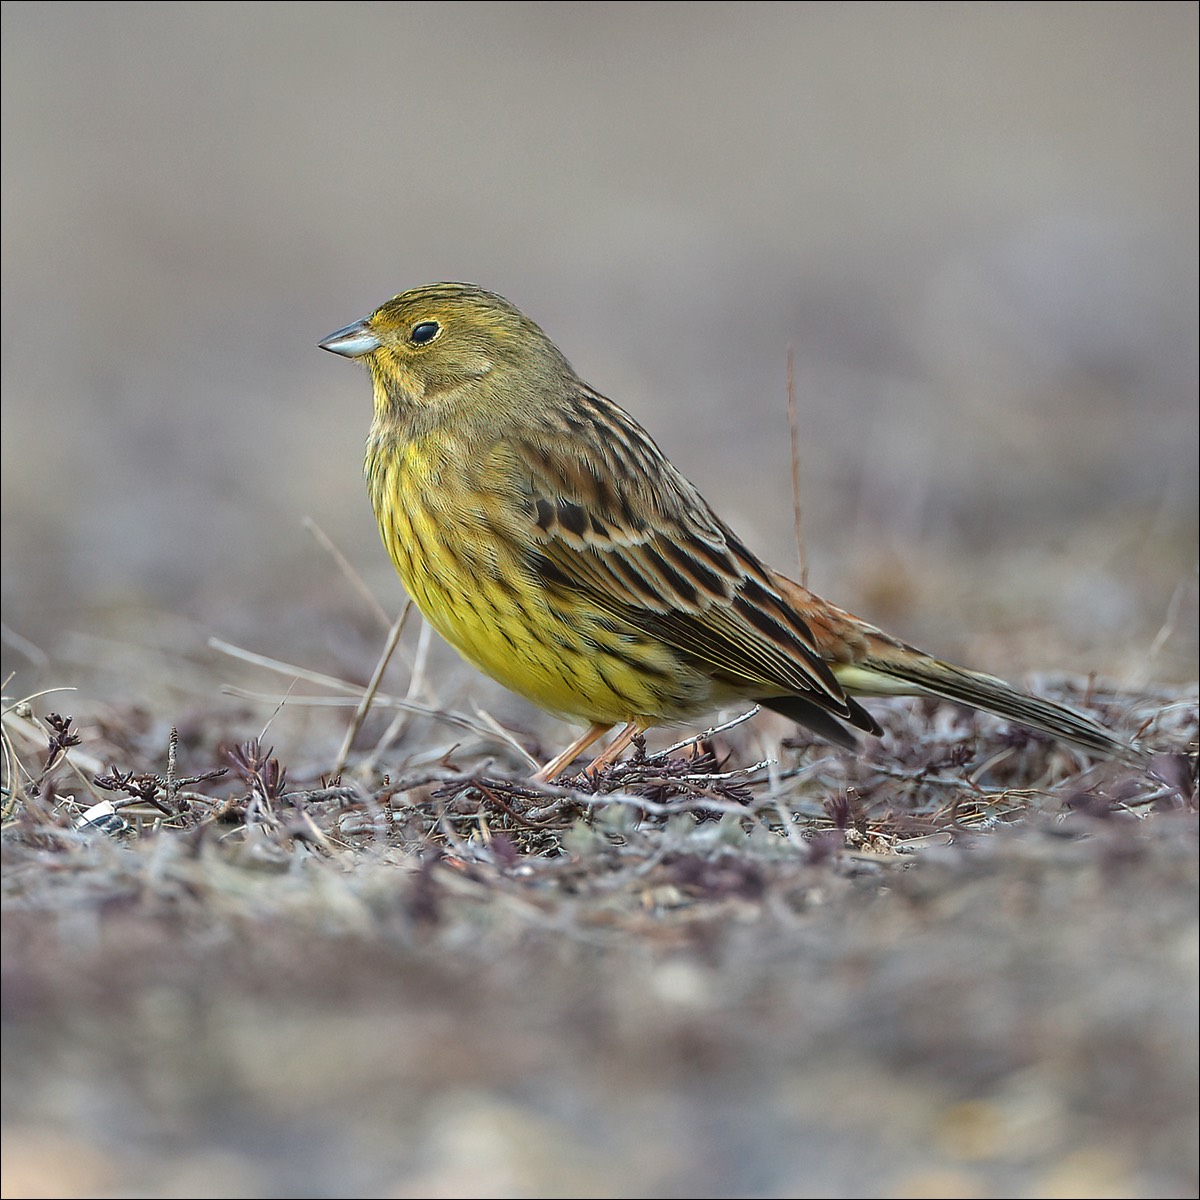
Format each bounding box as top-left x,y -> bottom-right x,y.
410,321 -> 441,345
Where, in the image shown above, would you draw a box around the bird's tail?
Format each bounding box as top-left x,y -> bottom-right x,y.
834,655 -> 1147,766
771,573 -> 1148,766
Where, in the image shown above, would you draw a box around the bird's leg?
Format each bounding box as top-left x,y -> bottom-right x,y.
532,722 -> 612,783
581,720 -> 646,777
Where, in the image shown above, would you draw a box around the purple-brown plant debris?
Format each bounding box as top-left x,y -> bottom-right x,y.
2,662 -> 1197,1200
3,675 -> 1193,875
41,712 -> 81,771
226,738 -> 288,806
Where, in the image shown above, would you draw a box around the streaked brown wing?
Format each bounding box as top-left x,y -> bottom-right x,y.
510,388 -> 855,716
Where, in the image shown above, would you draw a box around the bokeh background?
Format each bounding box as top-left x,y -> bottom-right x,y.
3,8 -> 1198,1199
3,1 -> 1197,715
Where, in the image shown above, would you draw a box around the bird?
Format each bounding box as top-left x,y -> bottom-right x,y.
320,283 -> 1146,781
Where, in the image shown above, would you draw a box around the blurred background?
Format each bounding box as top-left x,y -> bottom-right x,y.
2,1 -> 1197,712
3,9 -> 1198,1199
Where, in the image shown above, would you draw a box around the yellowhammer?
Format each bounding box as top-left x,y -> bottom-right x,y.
321,283 -> 1145,780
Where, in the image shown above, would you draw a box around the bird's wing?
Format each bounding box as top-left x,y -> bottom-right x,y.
506,389 -> 854,715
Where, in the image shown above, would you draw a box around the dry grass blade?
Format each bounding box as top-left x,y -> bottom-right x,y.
332,602 -> 412,776
208,637 -> 366,695
785,343 -> 808,588
302,515 -> 393,632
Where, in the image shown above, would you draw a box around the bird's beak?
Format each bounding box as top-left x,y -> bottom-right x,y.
319,319 -> 381,358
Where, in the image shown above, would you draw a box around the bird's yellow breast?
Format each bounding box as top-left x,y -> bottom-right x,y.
364,428 -> 708,724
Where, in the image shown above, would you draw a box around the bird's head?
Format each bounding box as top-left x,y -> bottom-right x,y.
320,283 -> 574,421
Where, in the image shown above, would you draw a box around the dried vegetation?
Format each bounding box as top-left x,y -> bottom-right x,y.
2,612 -> 1197,1198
